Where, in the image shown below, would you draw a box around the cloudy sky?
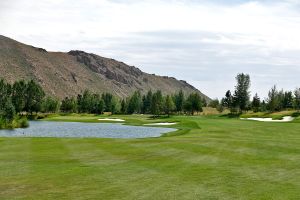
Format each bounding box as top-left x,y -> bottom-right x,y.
1,0 -> 300,99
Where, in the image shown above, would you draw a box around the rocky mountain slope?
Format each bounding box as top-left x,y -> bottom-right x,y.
0,35 -> 210,101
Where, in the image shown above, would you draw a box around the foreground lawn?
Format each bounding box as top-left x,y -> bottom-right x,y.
1,115 -> 300,199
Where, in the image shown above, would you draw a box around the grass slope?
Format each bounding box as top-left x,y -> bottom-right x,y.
1,114 -> 300,199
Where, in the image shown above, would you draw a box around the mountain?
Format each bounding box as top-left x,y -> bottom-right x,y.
0,35 -> 210,101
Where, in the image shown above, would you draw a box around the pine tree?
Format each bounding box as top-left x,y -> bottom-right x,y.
251,93 -> 261,112
127,91 -> 142,114
283,91 -> 293,109
164,95 -> 175,117
121,99 -> 127,114
174,90 -> 184,113
294,88 -> 300,112
267,85 -> 279,112
151,91 -> 163,116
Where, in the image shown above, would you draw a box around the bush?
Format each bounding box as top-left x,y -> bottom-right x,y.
18,117 -> 29,128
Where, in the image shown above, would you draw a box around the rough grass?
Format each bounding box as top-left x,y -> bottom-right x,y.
0,114 -> 300,199
240,110 -> 298,120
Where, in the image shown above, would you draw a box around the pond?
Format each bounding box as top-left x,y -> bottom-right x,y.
0,121 -> 176,138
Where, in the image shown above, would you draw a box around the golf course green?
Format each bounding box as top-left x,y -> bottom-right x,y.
1,114 -> 299,199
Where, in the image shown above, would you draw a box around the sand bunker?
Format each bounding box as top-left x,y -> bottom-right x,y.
145,122 -> 177,126
98,118 -> 125,122
241,116 -> 294,122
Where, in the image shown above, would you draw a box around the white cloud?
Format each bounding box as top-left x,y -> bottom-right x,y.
0,0 -> 300,98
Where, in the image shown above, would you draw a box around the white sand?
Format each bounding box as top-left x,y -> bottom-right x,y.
145,122 -> 177,126
98,118 -> 125,122
241,116 -> 294,122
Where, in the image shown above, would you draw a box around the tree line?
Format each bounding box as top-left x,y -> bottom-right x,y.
0,79 -> 46,128
61,89 -> 206,116
0,79 -> 206,128
208,73 -> 300,113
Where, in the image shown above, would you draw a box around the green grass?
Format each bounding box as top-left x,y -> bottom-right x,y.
1,114 -> 300,199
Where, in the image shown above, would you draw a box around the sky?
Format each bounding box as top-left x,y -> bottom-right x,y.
1,0 -> 300,99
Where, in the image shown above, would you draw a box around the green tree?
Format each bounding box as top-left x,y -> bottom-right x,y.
42,97 -> 60,113
222,90 -> 233,109
142,91 -> 152,114
251,93 -> 261,112
184,93 -> 203,115
61,97 -> 77,113
233,73 -> 251,113
164,95 -> 175,117
174,90 -> 184,113
283,91 -> 293,109
277,90 -> 285,111
95,98 -> 105,114
208,99 -> 219,108
201,98 -> 207,107
294,88 -> 300,112
77,90 -> 93,113
120,99 -> 127,114
12,80 -> 27,113
267,85 -> 279,112
3,98 -> 16,123
151,91 -> 163,116
260,100 -> 267,112
127,91 -> 142,114
110,96 -> 120,114
24,80 -> 45,114
102,93 -> 114,112
0,79 -> 11,111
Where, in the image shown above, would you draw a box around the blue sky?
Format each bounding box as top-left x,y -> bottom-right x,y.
1,0 -> 300,99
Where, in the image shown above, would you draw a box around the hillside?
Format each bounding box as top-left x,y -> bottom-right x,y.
0,35 -> 210,101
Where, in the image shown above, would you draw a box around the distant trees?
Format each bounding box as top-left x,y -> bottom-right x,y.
60,91 -> 118,114
142,90 -> 152,114
282,91 -> 293,109
164,95 -> 175,117
150,90 -> 163,116
184,93 -> 203,115
57,88 -> 205,116
267,85 -> 280,112
24,80 -> 45,114
12,80 -> 26,113
0,79 -> 47,128
251,93 -> 260,113
41,97 -> 60,113
101,93 -> 119,114
115,90 -> 204,116
208,99 -> 219,108
222,90 -> 233,110
61,97 -> 77,113
127,91 -> 142,114
221,73 -> 300,114
294,88 -> 300,112
0,79 -> 46,116
233,73 -> 251,113
220,73 -> 250,114
174,90 -> 184,113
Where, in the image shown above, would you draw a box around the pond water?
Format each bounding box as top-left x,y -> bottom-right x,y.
0,121 -> 176,138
